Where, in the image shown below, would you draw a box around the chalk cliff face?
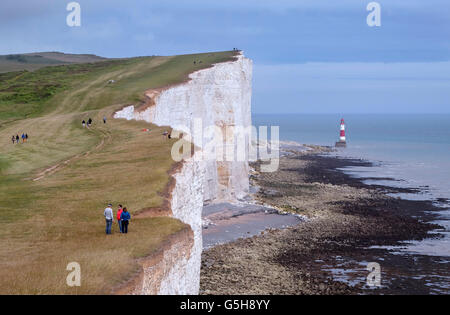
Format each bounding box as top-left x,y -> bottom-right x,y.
158,151 -> 205,294
115,53 -> 253,202
114,53 -> 253,295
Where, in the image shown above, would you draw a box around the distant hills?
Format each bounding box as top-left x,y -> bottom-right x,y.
0,52 -> 107,73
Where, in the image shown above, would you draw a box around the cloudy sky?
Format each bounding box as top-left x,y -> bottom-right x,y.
1,0 -> 449,113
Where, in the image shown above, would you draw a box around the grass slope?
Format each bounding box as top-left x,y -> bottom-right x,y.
0,52 -> 106,73
0,50 -> 238,294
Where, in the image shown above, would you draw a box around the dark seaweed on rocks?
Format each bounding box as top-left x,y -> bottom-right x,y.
294,154 -> 421,194
200,151 -> 449,295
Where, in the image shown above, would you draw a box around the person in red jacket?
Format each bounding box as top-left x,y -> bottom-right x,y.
117,204 -> 123,233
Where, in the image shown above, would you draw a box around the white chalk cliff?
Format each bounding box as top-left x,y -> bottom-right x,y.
114,53 -> 253,294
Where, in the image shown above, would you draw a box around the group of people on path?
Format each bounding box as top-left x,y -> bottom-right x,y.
82,118 -> 93,128
11,133 -> 29,144
103,204 -> 131,235
82,117 -> 107,128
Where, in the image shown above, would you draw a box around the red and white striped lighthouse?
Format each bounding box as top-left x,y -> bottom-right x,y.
335,118 -> 347,147
339,119 -> 346,142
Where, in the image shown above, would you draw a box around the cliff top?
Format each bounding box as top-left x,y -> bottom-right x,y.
0,50 -> 239,293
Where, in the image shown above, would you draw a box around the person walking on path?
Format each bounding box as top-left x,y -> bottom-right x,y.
120,207 -> 131,234
104,204 -> 114,235
11,135 -> 15,144
117,205 -> 123,233
16,135 -> 19,143
21,133 -> 25,143
103,116 -> 107,124
82,120 -> 86,128
25,134 -> 28,142
87,118 -> 92,127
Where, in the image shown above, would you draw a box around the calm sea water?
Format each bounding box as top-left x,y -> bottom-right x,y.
253,113 -> 450,257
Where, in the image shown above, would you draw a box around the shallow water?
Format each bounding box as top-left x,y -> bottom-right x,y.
254,113 -> 450,258
254,114 -> 450,197
337,163 -> 450,258
253,113 -> 450,292
202,202 -> 302,249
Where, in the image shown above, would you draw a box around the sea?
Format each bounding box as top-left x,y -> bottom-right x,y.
253,113 -> 450,258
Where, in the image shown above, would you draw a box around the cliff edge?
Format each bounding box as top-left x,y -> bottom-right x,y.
114,52 -> 253,294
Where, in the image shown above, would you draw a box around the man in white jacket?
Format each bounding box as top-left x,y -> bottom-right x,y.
104,204 -> 114,235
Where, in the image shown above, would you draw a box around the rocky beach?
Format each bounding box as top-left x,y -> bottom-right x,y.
200,147 -> 449,295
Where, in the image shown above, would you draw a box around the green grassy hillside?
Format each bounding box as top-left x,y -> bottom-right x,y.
0,50 -> 238,294
0,52 -> 106,73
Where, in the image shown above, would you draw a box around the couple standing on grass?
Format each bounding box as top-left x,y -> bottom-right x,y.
104,204 -> 131,235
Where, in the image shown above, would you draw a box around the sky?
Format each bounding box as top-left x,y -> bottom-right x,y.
1,0 -> 449,113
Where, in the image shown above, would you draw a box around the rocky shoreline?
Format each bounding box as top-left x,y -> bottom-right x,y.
200,148 -> 449,295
